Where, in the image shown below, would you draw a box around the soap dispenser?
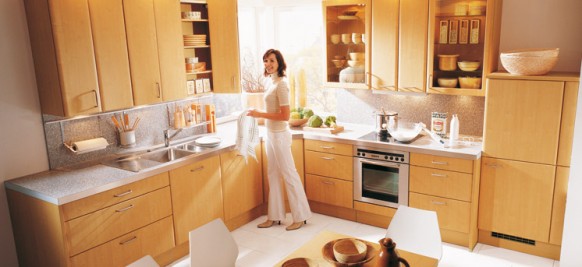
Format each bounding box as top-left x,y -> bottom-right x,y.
449,114 -> 459,146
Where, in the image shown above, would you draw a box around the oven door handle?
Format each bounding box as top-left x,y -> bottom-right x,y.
358,158 -> 402,168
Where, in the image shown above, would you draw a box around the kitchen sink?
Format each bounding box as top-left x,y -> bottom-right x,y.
140,148 -> 194,163
174,143 -> 213,154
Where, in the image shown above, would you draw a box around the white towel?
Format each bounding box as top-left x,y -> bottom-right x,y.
235,110 -> 260,163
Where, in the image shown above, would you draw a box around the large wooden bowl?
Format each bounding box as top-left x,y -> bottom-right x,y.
289,118 -> 308,127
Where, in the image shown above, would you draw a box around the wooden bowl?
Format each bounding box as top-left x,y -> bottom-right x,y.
282,257 -> 318,267
332,238 -> 368,263
289,118 -> 308,127
322,239 -> 375,266
458,77 -> 482,89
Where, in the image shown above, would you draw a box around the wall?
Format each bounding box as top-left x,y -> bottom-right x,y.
0,0 -> 49,266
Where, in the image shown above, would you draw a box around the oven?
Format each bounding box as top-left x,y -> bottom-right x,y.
353,146 -> 409,208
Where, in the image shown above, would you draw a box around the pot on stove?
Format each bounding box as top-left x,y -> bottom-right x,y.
375,110 -> 398,134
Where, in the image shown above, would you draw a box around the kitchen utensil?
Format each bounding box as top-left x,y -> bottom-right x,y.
457,61 -> 481,71
387,121 -> 423,143
322,239 -> 375,266
375,111 -> 398,134
347,60 -> 363,68
500,48 -> 559,75
289,118 -> 308,127
458,77 -> 482,89
421,124 -> 446,145
333,238 -> 367,263
438,54 -> 459,71
111,116 -> 122,132
120,130 -> 136,148
330,34 -> 340,44
437,78 -> 458,88
341,33 -> 351,44
349,52 -> 365,61
195,136 -> 222,147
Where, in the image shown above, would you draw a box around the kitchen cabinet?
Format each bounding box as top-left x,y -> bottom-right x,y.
323,0 -> 371,89
549,166 -> 569,245
427,0 -> 502,96
262,139 -> 305,210
169,155 -> 224,245
7,172 -> 173,267
409,153 -> 480,249
220,146 -> 263,223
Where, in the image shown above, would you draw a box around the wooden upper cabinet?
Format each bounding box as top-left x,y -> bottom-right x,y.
88,0 -> 134,111
370,0 -> 398,91
25,0 -> 101,117
483,78 -> 564,165
398,0 -> 429,93
557,81 -> 579,166
207,0 -> 241,93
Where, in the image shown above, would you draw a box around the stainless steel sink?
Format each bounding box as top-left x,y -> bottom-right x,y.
174,143 -> 213,154
140,148 -> 194,163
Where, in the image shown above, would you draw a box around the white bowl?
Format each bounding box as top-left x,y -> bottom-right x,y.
349,52 -> 365,61
347,60 -> 363,68
458,77 -> 482,89
458,61 -> 481,71
437,78 -> 458,88
500,48 -> 559,75
388,121 -> 423,142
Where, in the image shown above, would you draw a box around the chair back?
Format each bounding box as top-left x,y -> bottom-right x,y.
190,218 -> 239,267
126,255 -> 160,267
385,206 -> 442,260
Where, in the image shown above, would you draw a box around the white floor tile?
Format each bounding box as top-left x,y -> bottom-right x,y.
477,244 -> 554,267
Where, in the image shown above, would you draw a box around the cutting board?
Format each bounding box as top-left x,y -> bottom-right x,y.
302,125 -> 344,134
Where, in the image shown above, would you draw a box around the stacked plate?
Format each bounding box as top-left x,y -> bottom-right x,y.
194,136 -> 222,147
184,34 -> 207,46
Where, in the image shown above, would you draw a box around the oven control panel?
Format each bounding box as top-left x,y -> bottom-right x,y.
354,147 -> 409,164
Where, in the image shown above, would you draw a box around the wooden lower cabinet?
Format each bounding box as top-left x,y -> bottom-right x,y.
549,166 -> 569,245
304,150 -> 353,181
409,192 -> 471,233
70,216 -> 175,267
305,174 -> 353,209
170,155 -> 224,245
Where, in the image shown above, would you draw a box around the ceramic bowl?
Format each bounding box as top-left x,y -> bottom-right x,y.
458,61 -> 481,71
281,257 -> 318,267
349,52 -> 365,61
331,59 -> 346,68
388,121 -> 423,143
437,78 -> 458,88
500,48 -> 559,75
332,238 -> 367,263
347,60 -> 363,68
458,77 -> 482,89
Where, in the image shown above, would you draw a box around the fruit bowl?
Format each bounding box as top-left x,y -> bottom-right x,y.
289,118 -> 308,127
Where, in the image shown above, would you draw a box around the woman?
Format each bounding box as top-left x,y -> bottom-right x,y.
247,49 -> 312,231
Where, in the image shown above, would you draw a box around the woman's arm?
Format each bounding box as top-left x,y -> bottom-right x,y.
247,105 -> 290,121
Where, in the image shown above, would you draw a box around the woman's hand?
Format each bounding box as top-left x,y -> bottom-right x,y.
247,108 -> 260,118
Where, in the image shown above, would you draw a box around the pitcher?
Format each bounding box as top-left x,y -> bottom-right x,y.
376,238 -> 410,267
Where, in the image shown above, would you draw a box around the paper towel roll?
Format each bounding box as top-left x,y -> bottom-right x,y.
72,137 -> 109,154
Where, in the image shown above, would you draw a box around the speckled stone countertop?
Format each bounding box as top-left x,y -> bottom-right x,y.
4,120 -> 481,205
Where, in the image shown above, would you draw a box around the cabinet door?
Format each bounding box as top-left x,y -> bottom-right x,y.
207,0 -> 241,93
124,0 -> 163,105
220,146 -> 263,221
305,150 -> 353,181
479,157 -> 555,241
549,166 -> 569,245
557,82 -> 579,166
370,0 -> 398,91
484,79 -> 564,165
88,0 -> 134,111
262,139 -> 305,204
169,155 -> 223,245
410,192 -> 471,233
51,0 -> 101,116
154,0 -> 188,101
306,174 -> 353,208
397,0 -> 428,92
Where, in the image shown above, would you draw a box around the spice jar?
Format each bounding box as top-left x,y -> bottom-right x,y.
185,57 -> 198,72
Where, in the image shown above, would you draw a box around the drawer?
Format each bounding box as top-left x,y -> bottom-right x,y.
70,216 -> 175,267
66,187 -> 172,256
305,139 -> 352,156
305,150 -> 353,181
409,192 -> 471,234
410,153 -> 473,173
306,174 -> 353,209
62,172 -> 170,221
410,166 -> 473,201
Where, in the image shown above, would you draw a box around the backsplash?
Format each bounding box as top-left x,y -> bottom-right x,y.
335,89 -> 485,136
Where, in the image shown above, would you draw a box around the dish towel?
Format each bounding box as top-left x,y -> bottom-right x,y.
235,110 -> 260,163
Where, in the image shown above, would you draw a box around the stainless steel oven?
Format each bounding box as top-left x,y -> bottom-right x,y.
354,146 -> 409,208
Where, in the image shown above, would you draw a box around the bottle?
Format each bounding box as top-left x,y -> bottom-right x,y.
449,114 -> 459,146
376,238 -> 410,267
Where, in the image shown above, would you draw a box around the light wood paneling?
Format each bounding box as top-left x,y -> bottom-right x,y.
397,0 -> 428,92
354,201 -> 396,228
169,155 -> 224,245
304,139 -> 353,156
88,0 -> 133,111
154,0 -> 187,101
308,200 -> 357,221
479,157 -> 555,241
483,79 -> 564,164
70,216 -> 175,267
305,150 -> 353,181
370,0 -> 398,91
557,82 -> 579,166
221,146 -> 263,221
65,187 -> 172,256
410,165 -> 473,201
410,192 -> 471,233
305,174 -> 353,209
479,230 -> 561,260
124,0 -> 163,105
207,0 -> 240,93
411,153 -> 474,173
61,172 -> 169,221
549,166 -> 569,245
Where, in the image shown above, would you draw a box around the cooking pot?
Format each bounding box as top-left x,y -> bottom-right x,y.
375,111 -> 398,134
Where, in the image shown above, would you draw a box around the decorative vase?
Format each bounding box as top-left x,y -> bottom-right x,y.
376,238 -> 410,267
241,92 -> 265,125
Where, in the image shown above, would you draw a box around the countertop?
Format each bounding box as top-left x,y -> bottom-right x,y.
4,120 -> 481,205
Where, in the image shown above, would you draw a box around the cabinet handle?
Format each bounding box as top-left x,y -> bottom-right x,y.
191,166 -> 204,172
156,82 -> 161,98
431,160 -> 448,165
485,163 -> 501,168
431,173 -> 447,177
431,201 -> 447,205
119,236 -> 137,245
115,204 -> 134,212
114,190 -> 132,198
319,146 -> 334,149
92,90 -> 99,108
322,180 -> 335,185
320,156 -> 334,160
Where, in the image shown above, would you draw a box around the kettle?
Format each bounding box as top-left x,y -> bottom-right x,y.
375,110 -> 398,134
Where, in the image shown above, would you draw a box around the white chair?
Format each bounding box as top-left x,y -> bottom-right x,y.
385,205 -> 442,260
126,255 -> 160,267
189,218 -> 239,267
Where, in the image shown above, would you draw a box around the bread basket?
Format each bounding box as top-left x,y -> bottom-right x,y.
500,48 -> 559,75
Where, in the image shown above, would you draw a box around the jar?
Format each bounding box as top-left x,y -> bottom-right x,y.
185,57 -> 198,72
438,54 -> 459,71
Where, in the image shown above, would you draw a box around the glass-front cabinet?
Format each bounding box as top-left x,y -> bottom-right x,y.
323,0 -> 371,89
427,0 -> 502,96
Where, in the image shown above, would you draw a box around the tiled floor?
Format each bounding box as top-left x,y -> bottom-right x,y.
232,213 -> 559,267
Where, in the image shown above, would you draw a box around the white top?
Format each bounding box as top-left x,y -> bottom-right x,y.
264,74 -> 290,132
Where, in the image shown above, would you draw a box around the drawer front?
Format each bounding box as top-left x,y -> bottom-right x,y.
410,153 -> 473,173
66,187 -> 172,256
410,192 -> 470,234
305,150 -> 353,181
70,216 -> 175,267
62,172 -> 170,221
410,166 -> 473,201
305,139 -> 352,156
305,174 -> 353,208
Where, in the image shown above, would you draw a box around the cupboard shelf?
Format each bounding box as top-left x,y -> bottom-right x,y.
184,45 -> 210,49
186,70 -> 212,75
181,19 -> 208,22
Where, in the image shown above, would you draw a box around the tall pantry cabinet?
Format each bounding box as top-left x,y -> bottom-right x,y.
479,72 -> 579,260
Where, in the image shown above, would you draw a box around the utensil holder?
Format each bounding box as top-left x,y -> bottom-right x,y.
120,130 -> 136,148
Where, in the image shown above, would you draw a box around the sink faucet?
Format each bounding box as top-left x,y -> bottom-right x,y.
163,128 -> 183,147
